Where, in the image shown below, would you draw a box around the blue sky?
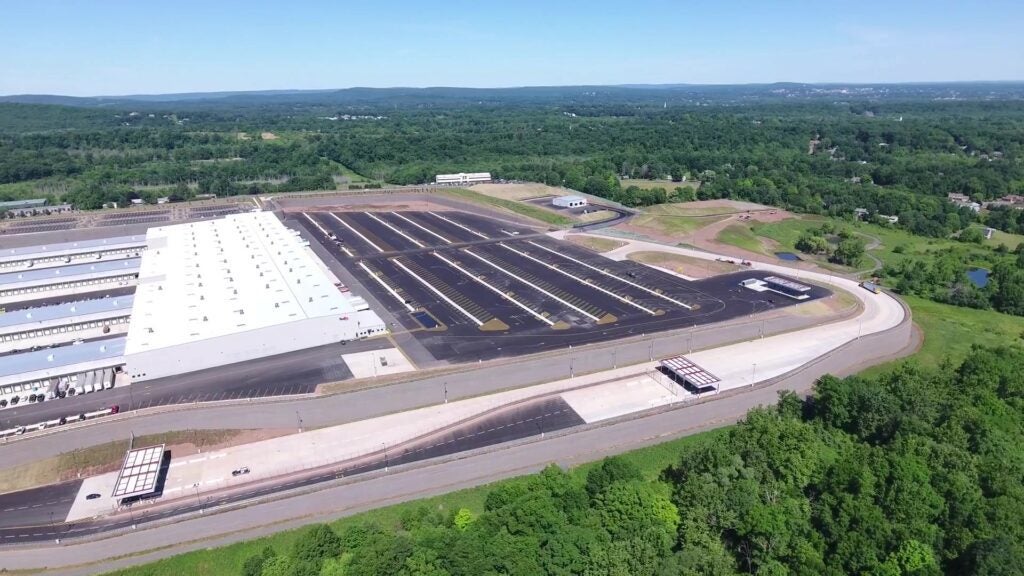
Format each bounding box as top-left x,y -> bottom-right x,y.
2,0 -> 1022,96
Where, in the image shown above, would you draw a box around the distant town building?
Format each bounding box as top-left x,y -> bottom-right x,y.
552,195 -> 588,209
434,172 -> 492,186
0,199 -> 73,217
879,215 -> 899,224
156,197 -> 170,204
130,199 -> 145,205
853,208 -> 869,219
0,199 -> 47,211
985,227 -> 996,240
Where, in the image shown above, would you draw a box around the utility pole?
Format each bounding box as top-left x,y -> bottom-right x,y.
296,411 -> 303,432
382,443 -> 389,472
443,382 -> 448,404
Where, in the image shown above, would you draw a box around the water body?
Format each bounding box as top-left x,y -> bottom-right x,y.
775,252 -> 802,261
967,268 -> 989,288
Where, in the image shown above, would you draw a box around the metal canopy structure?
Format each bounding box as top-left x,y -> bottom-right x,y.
660,355 -> 721,390
112,444 -> 166,499
763,276 -> 811,293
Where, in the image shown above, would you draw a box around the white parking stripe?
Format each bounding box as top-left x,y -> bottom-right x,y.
427,211 -> 488,239
462,249 -> 599,322
432,252 -> 554,326
527,240 -> 692,309
500,243 -> 657,315
358,261 -> 415,312
391,259 -> 484,326
302,213 -> 353,257
365,212 -> 424,248
330,213 -> 383,253
391,212 -> 452,244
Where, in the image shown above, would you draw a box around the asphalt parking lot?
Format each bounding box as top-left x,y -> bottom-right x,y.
295,210 -> 829,363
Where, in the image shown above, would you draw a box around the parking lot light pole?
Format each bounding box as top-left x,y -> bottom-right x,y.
752,363 -> 757,386
444,382 -> 448,404
193,483 -> 202,513
382,443 -> 389,472
296,411 -> 303,432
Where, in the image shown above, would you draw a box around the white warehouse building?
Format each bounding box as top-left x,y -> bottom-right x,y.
123,212 -> 386,382
434,172 -> 492,186
552,195 -> 588,208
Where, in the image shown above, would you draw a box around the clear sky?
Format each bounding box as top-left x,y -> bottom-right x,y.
2,0 -> 1022,96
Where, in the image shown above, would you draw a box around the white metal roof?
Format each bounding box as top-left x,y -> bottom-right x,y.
112,444 -> 166,499
125,212 -> 360,354
660,355 -> 721,388
0,259 -> 140,287
0,337 -> 126,378
0,295 -> 133,330
0,235 -> 146,263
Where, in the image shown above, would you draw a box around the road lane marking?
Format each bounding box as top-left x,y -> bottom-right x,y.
432,252 -> 554,326
526,240 -> 693,309
500,243 -> 657,315
427,211 -> 488,239
365,212 -> 424,248
462,249 -> 599,322
358,261 -> 415,312
391,259 -> 484,326
330,213 -> 383,253
390,212 -> 451,244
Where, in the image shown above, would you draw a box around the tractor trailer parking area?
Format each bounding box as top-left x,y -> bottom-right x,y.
294,209 -> 829,363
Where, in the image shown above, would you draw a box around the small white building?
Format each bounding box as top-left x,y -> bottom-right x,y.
552,195 -> 588,209
435,172 -> 492,186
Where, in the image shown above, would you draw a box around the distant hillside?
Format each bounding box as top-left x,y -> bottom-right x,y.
3,82 -> 1024,111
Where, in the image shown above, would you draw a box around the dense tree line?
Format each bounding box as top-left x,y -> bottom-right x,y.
2,100 -> 1023,231
235,346 -> 1024,575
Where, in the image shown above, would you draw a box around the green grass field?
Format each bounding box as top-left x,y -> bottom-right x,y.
881,296 -> 1023,372
716,223 -> 767,254
630,212 -> 727,236
441,188 -> 573,227
106,429 -> 724,576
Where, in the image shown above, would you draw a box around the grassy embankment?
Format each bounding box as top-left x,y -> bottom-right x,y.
565,235 -> 627,253
440,187 -> 574,227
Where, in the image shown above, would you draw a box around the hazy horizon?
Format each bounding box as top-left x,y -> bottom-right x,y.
3,0 -> 1023,96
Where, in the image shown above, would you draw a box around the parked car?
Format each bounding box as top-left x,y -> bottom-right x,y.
231,467 -> 250,477
110,405 -> 120,414
86,493 -> 101,500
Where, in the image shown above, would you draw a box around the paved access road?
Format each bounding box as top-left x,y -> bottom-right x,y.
0,481 -> 81,530
0,338 -> 391,430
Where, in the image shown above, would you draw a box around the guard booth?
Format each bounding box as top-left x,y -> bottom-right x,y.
659,355 -> 721,394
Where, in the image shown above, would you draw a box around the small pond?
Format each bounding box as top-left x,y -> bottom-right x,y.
775,252 -> 802,261
967,268 -> 989,288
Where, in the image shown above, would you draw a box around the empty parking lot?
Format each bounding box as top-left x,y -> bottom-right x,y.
294,209 -> 829,362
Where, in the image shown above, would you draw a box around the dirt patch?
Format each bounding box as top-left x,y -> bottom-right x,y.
628,251 -> 744,278
566,235 -> 627,253
469,183 -> 566,201
260,132 -> 279,140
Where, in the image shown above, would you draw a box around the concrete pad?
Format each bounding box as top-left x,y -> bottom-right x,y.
561,375 -> 682,423
342,348 -> 414,378
65,472 -> 119,522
